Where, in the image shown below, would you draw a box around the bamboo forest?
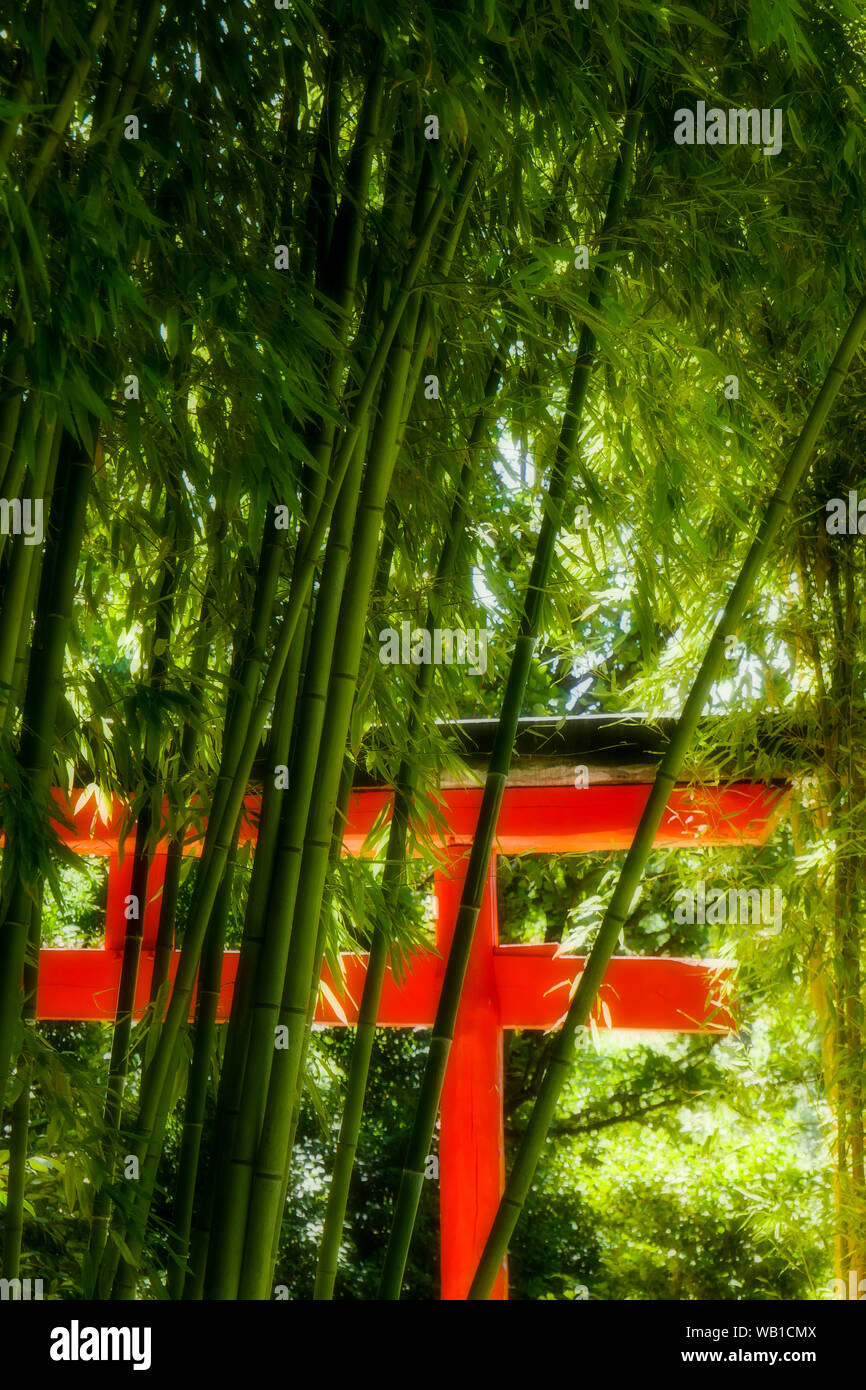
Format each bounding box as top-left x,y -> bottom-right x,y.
2,0 -> 866,1344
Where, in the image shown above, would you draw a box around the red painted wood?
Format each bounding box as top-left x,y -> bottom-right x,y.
34,945 -> 734,1029
27,781 -> 786,856
437,849 -> 507,1300
493,946 -> 733,1032
35,947 -> 237,1022
104,852 -> 168,951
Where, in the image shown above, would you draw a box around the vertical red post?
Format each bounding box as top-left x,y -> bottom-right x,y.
437,845 -> 507,1300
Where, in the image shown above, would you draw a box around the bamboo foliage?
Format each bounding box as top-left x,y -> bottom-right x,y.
2,0 -> 866,1306
100,168 -> 456,1305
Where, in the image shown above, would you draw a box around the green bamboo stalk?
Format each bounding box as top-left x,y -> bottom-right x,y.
0,410 -> 58,725
0,394 -> 38,567
378,90 -> 645,1299
467,290 -> 866,1298
146,512 -> 222,1018
203,404 -> 375,1300
2,1063 -> 31,1278
0,431 -> 92,1119
268,752 -> 357,1277
201,508 -> 283,866
95,0 -> 169,167
119,834 -> 237,1304
88,492 -> 184,1283
180,448 -> 318,1297
146,840 -> 181,1016
234,152 -> 478,1299
298,26 -> 343,286
1,896 -> 41,1279
237,287 -> 432,1299
166,844 -> 238,1300
87,806 -> 155,1281
0,534 -> 49,1266
196,54 -> 390,1268
271,45 -> 303,247
96,513 -> 284,1297
187,141 -> 380,1273
95,181 -> 452,1303
89,0 -> 134,135
0,354 -> 28,495
156,178 -> 447,1091
110,439 -> 337,1300
105,1017 -> 187,1299
314,345 -> 508,1297
4,419 -> 63,728
182,637 -> 303,1300
265,281 -> 418,1260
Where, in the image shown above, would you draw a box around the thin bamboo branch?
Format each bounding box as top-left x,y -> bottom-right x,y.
468,289 -> 866,1298
379,84 -> 646,1298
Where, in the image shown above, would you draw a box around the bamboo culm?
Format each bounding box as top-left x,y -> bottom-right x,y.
0,410 -> 58,727
167,846 -> 238,1299
183,642 -> 302,1299
96,514 -> 284,1297
199,66 -> 388,1294
237,157 -> 478,1298
202,412 -> 373,1299
268,754 -> 357,1275
378,90 -> 645,1299
1,897 -> 42,1279
237,287 -> 433,1298
314,345 -> 508,1297
112,180 -> 451,1227
96,165 -> 451,1301
0,435 -> 93,1119
87,808 -> 154,1282
211,163 -> 438,1289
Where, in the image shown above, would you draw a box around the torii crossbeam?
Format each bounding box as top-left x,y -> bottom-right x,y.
29,751 -> 786,1300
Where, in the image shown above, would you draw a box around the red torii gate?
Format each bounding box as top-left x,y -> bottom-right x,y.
31,776 -> 785,1300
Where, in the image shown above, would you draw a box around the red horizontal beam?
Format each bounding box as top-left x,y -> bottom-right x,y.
493,945 -> 732,1032
34,946 -> 733,1031
34,949 -> 240,1023
380,783 -> 786,855
28,781 -> 785,857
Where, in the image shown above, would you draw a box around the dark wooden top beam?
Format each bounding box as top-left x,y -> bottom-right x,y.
347,713 -> 806,789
